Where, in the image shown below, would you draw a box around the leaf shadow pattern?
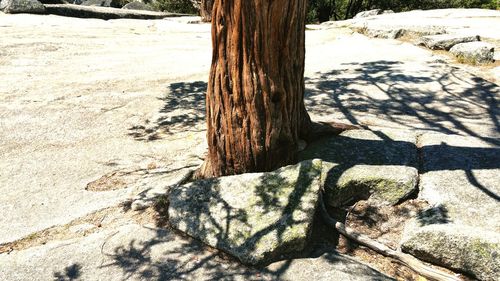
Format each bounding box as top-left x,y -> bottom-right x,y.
103,60 -> 500,279
416,204 -> 450,226
97,161 -> 394,280
128,81 -> 207,141
53,263 -> 82,281
167,161 -> 319,266
305,60 -> 499,145
298,129 -> 499,245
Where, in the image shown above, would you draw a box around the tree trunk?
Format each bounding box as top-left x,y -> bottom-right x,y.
200,0 -> 214,22
198,0 -> 312,178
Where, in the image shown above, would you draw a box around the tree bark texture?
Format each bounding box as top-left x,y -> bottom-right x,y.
201,0 -> 312,178
200,0 -> 214,22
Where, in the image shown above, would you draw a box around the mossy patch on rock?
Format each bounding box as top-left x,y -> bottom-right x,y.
401,222 -> 500,281
168,159 -> 323,265
300,129 -> 418,207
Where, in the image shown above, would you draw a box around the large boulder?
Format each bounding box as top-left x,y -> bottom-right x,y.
402,133 -> 500,280
419,34 -> 479,50
0,0 -> 45,13
300,129 -> 418,207
168,159 -> 323,265
450,41 -> 495,64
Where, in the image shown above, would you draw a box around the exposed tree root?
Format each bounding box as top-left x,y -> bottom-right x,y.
302,121 -> 360,142
319,192 -> 462,281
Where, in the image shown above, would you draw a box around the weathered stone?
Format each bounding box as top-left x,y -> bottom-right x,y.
0,221 -> 394,281
400,26 -> 447,37
332,165 -> 418,206
81,0 -> 112,7
450,41 -> 495,63
401,223 -> 500,281
402,133 -> 500,280
266,251 -> 395,280
365,28 -> 403,39
300,129 -> 418,207
419,34 -> 479,50
354,24 -> 446,40
44,4 -> 188,20
354,9 -> 382,19
418,133 -> 500,231
122,1 -> 153,11
0,0 -> 45,13
168,159 -> 323,265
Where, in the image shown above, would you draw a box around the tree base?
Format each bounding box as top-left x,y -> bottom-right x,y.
194,120 -> 359,180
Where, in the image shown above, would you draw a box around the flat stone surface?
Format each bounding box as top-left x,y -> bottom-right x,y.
0,15 -> 210,244
300,129 -> 418,207
304,34 -> 500,137
402,223 -> 499,281
168,160 -> 323,265
0,221 -> 393,281
1,9 -> 498,254
419,34 -> 479,50
418,133 -> 499,230
402,132 -> 500,280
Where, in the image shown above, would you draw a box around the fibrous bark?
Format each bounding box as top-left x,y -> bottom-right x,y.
199,0 -> 213,22
199,0 -> 312,178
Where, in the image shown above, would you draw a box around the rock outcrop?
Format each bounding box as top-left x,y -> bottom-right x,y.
0,0 -> 45,13
44,3 -> 187,19
419,34 -> 479,50
450,41 -> 495,63
168,159 -> 323,265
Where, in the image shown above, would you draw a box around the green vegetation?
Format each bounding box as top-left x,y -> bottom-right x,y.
306,0 -> 498,23
152,0 -> 198,13
132,0 -> 498,21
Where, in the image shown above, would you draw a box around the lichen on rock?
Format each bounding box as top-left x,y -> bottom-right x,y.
401,222 -> 500,281
300,129 -> 418,207
168,159 -> 323,265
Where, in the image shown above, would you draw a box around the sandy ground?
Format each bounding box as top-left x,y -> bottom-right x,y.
0,10 -> 498,248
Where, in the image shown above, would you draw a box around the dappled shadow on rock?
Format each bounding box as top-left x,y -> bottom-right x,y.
167,160 -> 322,266
416,204 -> 451,226
305,60 -> 499,144
102,160 -> 395,280
53,263 -> 82,281
128,81 -> 207,141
